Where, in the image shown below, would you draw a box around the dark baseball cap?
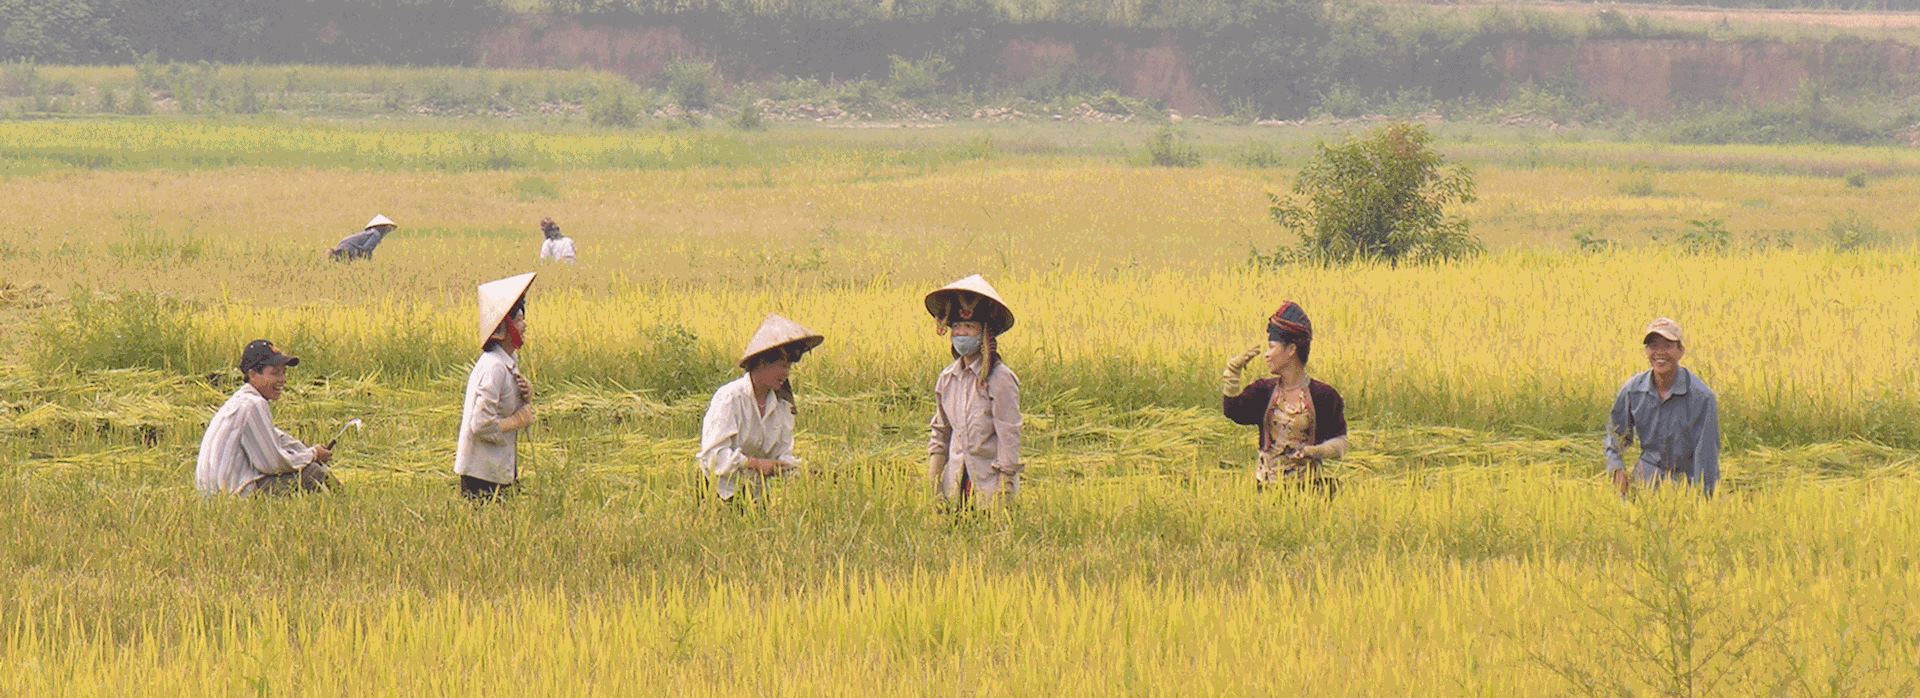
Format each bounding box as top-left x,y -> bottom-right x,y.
239,339 -> 300,371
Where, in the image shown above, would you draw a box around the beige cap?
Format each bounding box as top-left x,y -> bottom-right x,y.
924,274 -> 1015,335
365,214 -> 398,230
476,272 -> 537,349
1643,317 -> 1683,343
739,314 -> 824,368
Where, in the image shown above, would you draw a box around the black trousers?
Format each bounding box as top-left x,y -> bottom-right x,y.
459,475 -> 513,500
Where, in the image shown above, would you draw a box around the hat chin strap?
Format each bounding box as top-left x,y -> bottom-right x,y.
495,321 -> 525,353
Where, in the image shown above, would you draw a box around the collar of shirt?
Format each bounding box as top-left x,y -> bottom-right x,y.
1629,367 -> 1691,397
949,354 -> 987,379
756,384 -> 779,417
237,382 -> 264,401
485,345 -> 518,370
727,374 -> 782,418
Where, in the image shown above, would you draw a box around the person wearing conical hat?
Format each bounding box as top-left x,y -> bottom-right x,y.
1221,301 -> 1348,490
925,275 -> 1023,504
328,214 -> 398,262
537,217 -> 577,264
455,272 -> 537,500
697,314 -> 823,502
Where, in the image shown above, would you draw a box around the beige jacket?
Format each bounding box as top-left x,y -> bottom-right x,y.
928,356 -> 1022,499
455,347 -> 526,485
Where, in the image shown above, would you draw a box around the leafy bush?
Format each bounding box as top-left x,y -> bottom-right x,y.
1844,170 -> 1868,188
663,58 -> 718,111
886,54 -> 950,100
1675,217 -> 1732,255
1660,93 -> 1886,145
122,88 -> 151,115
1824,213 -> 1884,252
589,90 -> 639,127
1572,230 -> 1616,253
730,97 -> 766,131
1229,142 -> 1285,168
1616,170 -> 1656,196
1144,126 -> 1201,168
1268,123 -> 1481,266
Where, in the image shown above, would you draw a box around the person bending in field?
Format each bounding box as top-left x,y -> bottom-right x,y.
1221,301 -> 1349,491
328,214 -> 398,262
538,217 -> 577,264
1605,317 -> 1720,498
455,272 -> 538,501
697,314 -> 823,503
195,340 -> 335,496
924,275 -> 1023,506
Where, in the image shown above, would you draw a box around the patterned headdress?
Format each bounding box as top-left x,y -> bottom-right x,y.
1267,301 -> 1312,344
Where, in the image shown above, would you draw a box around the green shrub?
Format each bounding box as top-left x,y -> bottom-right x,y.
589,90 -> 640,127
1844,170 -> 1868,188
1268,122 -> 1481,266
1617,170 -> 1656,196
663,58 -> 718,111
1229,141 -> 1285,168
1144,126 -> 1201,168
122,89 -> 152,115
1676,217 -> 1732,255
730,98 -> 766,131
1573,230 -> 1616,253
886,54 -> 951,100
1825,213 -> 1883,252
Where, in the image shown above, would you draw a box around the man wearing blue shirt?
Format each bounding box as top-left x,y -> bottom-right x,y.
1605,317 -> 1722,497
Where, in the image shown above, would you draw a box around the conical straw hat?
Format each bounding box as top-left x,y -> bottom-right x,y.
738,314 -> 825,368
924,274 -> 1014,335
365,214 -> 397,230
476,272 -> 537,349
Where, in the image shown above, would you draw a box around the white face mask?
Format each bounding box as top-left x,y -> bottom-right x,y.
951,334 -> 983,357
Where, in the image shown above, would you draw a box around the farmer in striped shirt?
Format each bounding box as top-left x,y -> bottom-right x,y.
194,340 -> 334,496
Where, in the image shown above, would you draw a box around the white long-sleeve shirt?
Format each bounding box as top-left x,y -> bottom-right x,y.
455,347 -> 526,485
697,375 -> 799,501
195,383 -> 316,495
539,236 -> 577,263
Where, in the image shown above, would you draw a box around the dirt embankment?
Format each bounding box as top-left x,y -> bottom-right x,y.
477,19 -> 1920,116
1497,37 -> 1920,113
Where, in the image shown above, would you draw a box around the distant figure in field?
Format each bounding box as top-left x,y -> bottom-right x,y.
1606,317 -> 1720,498
456,272 -> 539,501
1220,301 -> 1349,492
925,274 -> 1023,506
697,314 -> 823,503
194,340 -> 335,496
538,217 -> 576,264
329,214 -> 398,262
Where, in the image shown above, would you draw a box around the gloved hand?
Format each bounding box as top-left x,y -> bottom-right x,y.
1220,346 -> 1263,397
497,405 -> 536,433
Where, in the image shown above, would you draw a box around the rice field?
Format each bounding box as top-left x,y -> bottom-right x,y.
3,113 -> 1919,694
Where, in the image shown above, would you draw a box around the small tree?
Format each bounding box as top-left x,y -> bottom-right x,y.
663,58 -> 717,111
1268,123 -> 1479,266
